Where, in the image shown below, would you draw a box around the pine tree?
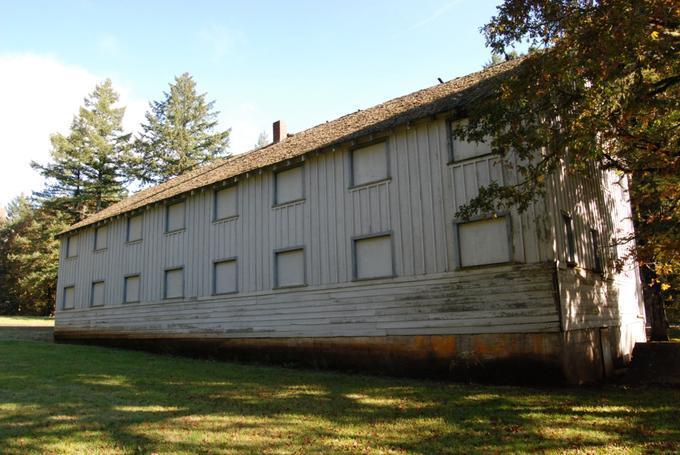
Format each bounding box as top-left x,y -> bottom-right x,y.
32,80 -> 131,221
133,73 -> 231,185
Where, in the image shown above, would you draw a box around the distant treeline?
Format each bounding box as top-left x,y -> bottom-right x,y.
0,74 -> 231,315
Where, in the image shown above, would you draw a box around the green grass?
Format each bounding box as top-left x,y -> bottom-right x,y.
0,340 -> 678,454
669,326 -> 680,342
0,316 -> 54,327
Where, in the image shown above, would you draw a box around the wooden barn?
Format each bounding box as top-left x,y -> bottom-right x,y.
53,60 -> 646,384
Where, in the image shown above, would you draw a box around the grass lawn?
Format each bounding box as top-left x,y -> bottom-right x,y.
0,340 -> 678,454
0,315 -> 54,327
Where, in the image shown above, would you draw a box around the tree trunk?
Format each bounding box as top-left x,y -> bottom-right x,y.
640,265 -> 669,341
646,281 -> 669,342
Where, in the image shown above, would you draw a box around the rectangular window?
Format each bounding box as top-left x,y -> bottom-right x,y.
354,234 -> 393,280
213,259 -> 237,295
127,214 -> 143,242
457,217 -> 511,267
214,185 -> 238,221
590,228 -> 602,272
351,141 -> 388,187
164,267 -> 184,299
274,248 -> 305,288
124,275 -> 141,303
90,281 -> 105,307
66,235 -> 78,258
166,201 -> 186,233
274,166 -> 304,205
563,213 -> 576,266
449,120 -> 492,162
62,285 -> 75,310
94,225 -> 108,251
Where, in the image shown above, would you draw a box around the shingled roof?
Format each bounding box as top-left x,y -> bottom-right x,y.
59,58 -> 522,236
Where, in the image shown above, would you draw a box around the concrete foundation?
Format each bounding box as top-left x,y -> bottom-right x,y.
54,323 -> 642,385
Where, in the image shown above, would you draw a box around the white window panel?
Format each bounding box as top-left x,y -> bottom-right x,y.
275,166 -> 304,204
214,260 -> 237,294
214,186 -> 238,220
66,235 -> 78,257
355,235 -> 393,279
94,225 -> 108,250
458,217 -> 511,267
166,201 -> 186,232
164,268 -> 184,299
450,120 -> 492,161
275,249 -> 305,287
91,281 -> 105,307
63,286 -> 75,309
352,141 -> 388,186
127,215 -> 143,242
124,275 -> 141,303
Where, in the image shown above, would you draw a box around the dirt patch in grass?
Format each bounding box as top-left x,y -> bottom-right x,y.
0,340 -> 678,454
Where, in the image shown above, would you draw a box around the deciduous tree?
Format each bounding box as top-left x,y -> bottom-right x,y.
454,0 -> 678,339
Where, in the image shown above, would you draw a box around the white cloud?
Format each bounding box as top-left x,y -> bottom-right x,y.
0,53 -> 146,208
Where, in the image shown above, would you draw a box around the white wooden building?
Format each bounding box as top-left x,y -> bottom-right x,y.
54,60 -> 646,384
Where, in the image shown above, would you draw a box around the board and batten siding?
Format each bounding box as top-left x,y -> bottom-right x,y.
545,160 -> 645,333
56,116 -> 565,337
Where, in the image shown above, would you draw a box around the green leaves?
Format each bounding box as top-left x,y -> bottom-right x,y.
459,0 -> 679,319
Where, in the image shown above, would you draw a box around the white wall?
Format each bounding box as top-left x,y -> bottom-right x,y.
58,115 -> 638,340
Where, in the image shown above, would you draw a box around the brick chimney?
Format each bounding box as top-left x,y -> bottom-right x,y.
272,120 -> 287,144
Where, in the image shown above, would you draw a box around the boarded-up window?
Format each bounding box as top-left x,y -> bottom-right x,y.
354,234 -> 393,279
91,281 -> 105,307
563,213 -> 576,266
66,235 -> 78,257
164,268 -> 184,299
214,259 -> 237,294
214,185 -> 238,221
63,286 -> 75,310
94,225 -> 108,251
590,228 -> 602,272
450,120 -> 492,161
458,217 -> 511,267
166,201 -> 186,232
275,166 -> 304,205
275,248 -> 305,288
124,275 -> 141,303
352,141 -> 388,187
127,214 -> 143,242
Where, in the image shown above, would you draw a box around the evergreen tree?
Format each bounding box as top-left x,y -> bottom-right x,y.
0,196 -> 68,315
255,131 -> 270,148
133,73 -> 231,184
32,80 -> 131,221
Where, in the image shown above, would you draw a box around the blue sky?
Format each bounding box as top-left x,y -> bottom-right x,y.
0,0 -> 501,207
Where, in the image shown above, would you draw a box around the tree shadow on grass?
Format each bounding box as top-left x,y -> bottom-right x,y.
0,340 -> 678,454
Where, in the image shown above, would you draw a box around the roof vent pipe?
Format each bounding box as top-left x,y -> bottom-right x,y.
272,120 -> 287,144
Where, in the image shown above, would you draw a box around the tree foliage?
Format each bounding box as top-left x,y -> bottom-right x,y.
31,79 -> 131,221
454,0 -> 679,337
0,196 -> 69,315
132,73 -> 231,185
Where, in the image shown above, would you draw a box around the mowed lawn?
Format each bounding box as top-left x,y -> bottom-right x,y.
0,338 -> 678,454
